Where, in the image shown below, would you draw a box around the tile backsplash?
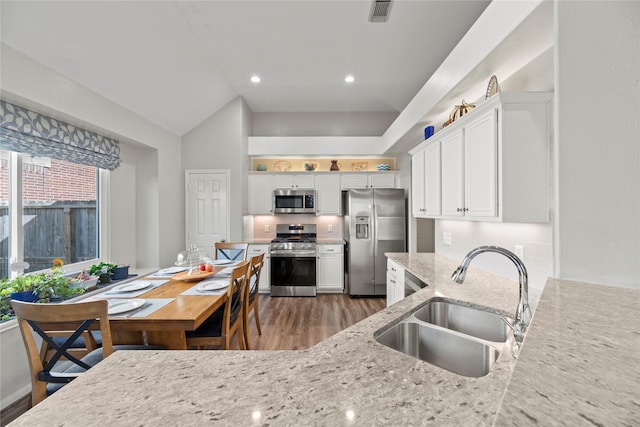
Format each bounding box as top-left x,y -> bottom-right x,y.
246,214 -> 343,240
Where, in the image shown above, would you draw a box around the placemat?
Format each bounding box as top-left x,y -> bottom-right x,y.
100,279 -> 169,298
108,298 -> 174,318
181,279 -> 229,296
146,267 -> 188,279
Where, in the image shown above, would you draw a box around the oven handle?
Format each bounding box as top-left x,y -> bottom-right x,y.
271,251 -> 317,258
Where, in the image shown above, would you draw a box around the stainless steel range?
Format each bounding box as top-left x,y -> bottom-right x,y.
270,224 -> 317,297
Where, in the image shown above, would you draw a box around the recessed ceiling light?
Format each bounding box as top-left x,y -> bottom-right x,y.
251,75 -> 261,83
344,75 -> 355,83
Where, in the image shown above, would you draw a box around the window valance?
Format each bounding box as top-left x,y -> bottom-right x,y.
0,100 -> 121,170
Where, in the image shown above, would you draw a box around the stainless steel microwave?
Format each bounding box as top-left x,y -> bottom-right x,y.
273,190 -> 316,214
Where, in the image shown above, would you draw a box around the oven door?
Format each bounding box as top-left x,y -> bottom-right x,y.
270,251 -> 317,296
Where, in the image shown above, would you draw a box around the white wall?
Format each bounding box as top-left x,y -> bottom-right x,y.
435,220 -> 552,310
0,44 -> 184,269
253,112 -> 398,136
554,1 -> 640,289
0,43 -> 184,409
181,97 -> 247,241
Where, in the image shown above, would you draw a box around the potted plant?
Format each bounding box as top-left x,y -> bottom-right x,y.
111,264 -> 130,281
89,261 -> 117,284
0,270 -> 86,322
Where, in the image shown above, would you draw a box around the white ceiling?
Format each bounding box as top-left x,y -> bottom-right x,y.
0,0 -> 490,136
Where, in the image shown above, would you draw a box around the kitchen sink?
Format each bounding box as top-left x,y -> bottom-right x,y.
374,321 -> 500,377
413,300 -> 510,343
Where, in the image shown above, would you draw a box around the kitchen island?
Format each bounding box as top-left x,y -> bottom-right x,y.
10,253 -> 639,426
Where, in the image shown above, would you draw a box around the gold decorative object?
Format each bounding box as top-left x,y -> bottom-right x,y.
351,162 -> 368,171
273,160 -> 292,172
443,99 -> 476,127
485,75 -> 499,99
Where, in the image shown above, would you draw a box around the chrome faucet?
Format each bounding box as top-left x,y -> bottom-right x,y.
451,246 -> 532,344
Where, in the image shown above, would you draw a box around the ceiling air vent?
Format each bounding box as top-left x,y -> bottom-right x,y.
369,0 -> 394,23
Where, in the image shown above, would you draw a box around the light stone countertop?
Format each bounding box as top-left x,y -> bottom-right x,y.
494,277 -> 640,426
10,253 -> 638,426
316,238 -> 345,244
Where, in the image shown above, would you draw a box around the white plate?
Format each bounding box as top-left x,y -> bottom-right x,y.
210,259 -> 234,266
108,299 -> 145,315
158,266 -> 187,274
110,281 -> 152,293
196,280 -> 229,292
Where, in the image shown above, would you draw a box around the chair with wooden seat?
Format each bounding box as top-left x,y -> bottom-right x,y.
214,242 -> 249,262
11,299 -> 165,406
186,260 -> 250,350
243,253 -> 264,350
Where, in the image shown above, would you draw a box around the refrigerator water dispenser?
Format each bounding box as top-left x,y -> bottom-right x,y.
355,216 -> 369,239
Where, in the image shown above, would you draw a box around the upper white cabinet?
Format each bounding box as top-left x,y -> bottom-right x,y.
274,174 -> 315,189
412,140 -> 441,217
440,128 -> 466,217
315,174 -> 341,215
341,172 -> 397,189
248,174 -> 274,214
409,92 -> 552,223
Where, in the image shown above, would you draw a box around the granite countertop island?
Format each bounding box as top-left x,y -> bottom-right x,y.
10,253 -> 639,426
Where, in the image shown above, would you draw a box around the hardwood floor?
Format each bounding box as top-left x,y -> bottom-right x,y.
240,294 -> 386,350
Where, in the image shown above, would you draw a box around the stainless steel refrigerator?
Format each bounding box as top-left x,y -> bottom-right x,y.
343,189 -> 406,296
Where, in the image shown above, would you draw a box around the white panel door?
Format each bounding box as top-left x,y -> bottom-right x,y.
411,148 -> 426,216
185,171 -> 229,258
440,129 -> 465,217
464,108 -> 498,217
424,141 -> 441,217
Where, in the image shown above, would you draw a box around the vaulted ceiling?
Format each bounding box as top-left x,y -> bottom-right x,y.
0,1 -> 490,136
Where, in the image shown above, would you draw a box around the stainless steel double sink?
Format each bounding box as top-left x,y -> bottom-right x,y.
374,298 -> 513,377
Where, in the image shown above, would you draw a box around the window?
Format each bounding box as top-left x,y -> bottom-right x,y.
0,150 -> 99,279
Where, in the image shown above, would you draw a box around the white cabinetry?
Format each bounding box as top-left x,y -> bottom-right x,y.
341,172 -> 396,189
317,244 -> 344,293
411,141 -> 441,217
409,92 -> 552,222
247,244 -> 270,292
386,258 -> 404,307
248,174 -> 274,214
440,129 -> 466,217
274,174 -> 315,189
315,174 -> 341,215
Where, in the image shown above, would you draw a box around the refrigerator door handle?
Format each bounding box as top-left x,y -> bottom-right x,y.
373,204 -> 378,256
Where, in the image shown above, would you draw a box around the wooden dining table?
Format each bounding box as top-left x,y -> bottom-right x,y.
91,267 -> 231,350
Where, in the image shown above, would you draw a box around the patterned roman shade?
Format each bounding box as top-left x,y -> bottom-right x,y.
0,100 -> 121,170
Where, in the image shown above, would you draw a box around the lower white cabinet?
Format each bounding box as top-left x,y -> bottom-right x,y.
247,244 -> 270,292
317,244 -> 344,293
386,258 -> 404,307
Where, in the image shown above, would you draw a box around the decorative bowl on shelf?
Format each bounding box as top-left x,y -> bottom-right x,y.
376,164 -> 391,171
